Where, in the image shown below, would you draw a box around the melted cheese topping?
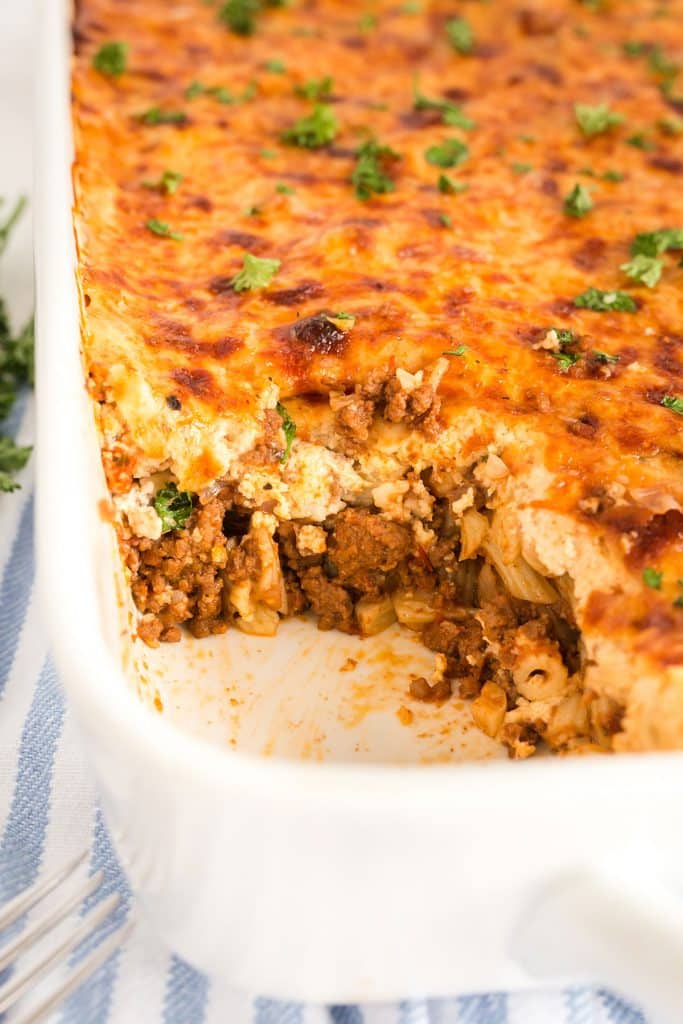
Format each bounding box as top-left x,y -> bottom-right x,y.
73,0 -> 683,705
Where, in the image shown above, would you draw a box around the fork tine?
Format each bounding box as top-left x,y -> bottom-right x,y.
0,852 -> 88,934
0,870 -> 104,973
12,916 -> 135,1024
0,891 -> 121,1015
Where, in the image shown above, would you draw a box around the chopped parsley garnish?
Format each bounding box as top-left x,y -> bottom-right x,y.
550,328 -> 577,345
139,107 -> 188,126
93,41 -> 129,77
439,213 -> 453,229
661,395 -> 683,415
185,81 -> 237,103
146,219 -> 184,241
511,162 -> 532,175
142,170 -> 184,195
658,116 -> 683,136
330,311 -> 355,320
276,182 -> 295,194
446,17 -> 474,55
574,102 -> 624,137
0,437 -> 32,493
552,351 -> 581,372
276,402 -> 296,462
574,288 -> 637,312
265,58 -> 286,73
358,12 -> 377,31
648,44 -> 678,83
153,484 -> 194,533
294,76 -> 334,101
351,138 -> 400,200
218,0 -> 261,34
642,567 -> 663,590
564,183 -> 594,217
401,1 -> 422,12
622,40 -> 647,57
413,83 -> 475,130
626,132 -> 654,150
231,252 -> 281,292
602,169 -> 625,182
281,104 -> 338,148
425,138 -> 469,169
438,173 -> 468,194
620,253 -> 663,288
444,345 -> 467,356
593,350 -> 620,363
631,228 -> 683,257
260,148 -> 277,159
674,596 -> 683,609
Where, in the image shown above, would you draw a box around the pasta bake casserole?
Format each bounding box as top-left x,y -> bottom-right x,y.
72,0 -> 683,756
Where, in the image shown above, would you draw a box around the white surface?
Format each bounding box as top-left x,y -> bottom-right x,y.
32,0 -> 683,1014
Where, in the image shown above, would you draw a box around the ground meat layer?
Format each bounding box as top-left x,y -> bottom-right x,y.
124,496 -> 621,757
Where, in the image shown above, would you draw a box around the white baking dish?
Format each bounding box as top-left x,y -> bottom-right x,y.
34,0 -> 683,1017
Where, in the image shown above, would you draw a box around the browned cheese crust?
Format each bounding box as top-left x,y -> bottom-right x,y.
72,0 -> 683,755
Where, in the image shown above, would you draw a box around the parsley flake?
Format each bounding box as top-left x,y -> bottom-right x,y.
602,169 -> 625,182
276,182 -> 295,194
218,0 -> 261,35
657,116 -> 683,136
446,17 -> 474,55
574,288 -> 637,312
444,345 -> 467,356
265,58 -> 286,73
146,219 -> 184,241
574,103 -> 624,137
139,108 -> 188,126
620,253 -> 663,288
231,252 -> 281,292
622,40 -> 647,57
294,76 -> 334,101
626,132 -> 654,150
351,138 -> 400,200
358,12 -> 377,31
551,350 -> 581,372
438,173 -> 468,194
661,395 -> 683,415
642,567 -> 663,590
413,83 -> 475,130
631,229 -> 683,257
281,104 -> 338,148
439,212 -> 453,229
593,350 -> 620,363
425,138 -> 469,169
93,41 -> 129,77
511,162 -> 532,175
154,484 -> 195,533
276,402 -> 296,462
142,170 -> 184,195
564,183 -> 594,217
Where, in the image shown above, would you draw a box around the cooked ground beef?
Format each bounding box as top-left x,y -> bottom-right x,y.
127,496 -> 229,645
123,475 -> 592,755
326,509 -> 412,595
332,367 -> 442,444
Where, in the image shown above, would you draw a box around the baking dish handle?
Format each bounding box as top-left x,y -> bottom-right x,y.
512,863 -> 683,1023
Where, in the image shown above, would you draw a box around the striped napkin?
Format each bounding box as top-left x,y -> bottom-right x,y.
0,389 -> 651,1023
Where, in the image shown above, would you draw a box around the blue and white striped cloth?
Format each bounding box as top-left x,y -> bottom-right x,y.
0,391 -> 653,1023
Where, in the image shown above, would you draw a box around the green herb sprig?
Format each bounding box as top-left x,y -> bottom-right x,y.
154,484 -> 195,533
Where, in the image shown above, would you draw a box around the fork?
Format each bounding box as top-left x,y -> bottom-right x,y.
0,852 -> 134,1023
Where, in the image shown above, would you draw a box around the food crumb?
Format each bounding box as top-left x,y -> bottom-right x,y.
153,693 -> 163,712
340,657 -> 358,673
397,705 -> 414,726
